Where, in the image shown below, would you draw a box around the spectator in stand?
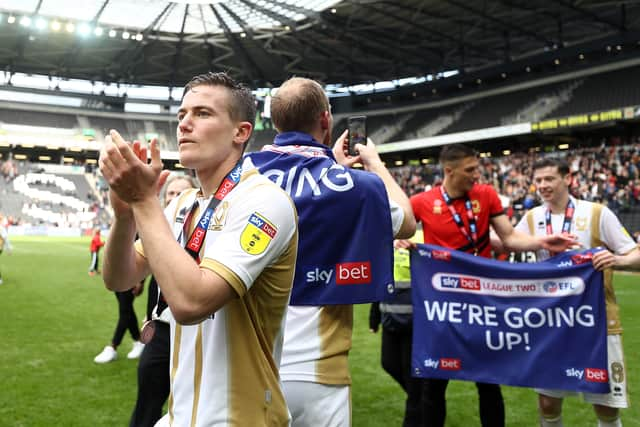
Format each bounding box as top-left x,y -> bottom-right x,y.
129,173 -> 197,427
88,228 -> 105,276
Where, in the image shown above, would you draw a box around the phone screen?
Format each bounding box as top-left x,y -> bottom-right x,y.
348,116 -> 367,156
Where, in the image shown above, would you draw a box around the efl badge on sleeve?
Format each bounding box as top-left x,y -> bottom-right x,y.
240,212 -> 277,255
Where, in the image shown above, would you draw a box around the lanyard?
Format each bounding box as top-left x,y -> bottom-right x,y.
440,186 -> 478,255
544,198 -> 574,257
545,198 -> 575,236
156,161 -> 242,316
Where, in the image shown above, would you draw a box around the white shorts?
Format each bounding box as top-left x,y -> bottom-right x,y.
535,335 -> 628,408
282,381 -> 351,427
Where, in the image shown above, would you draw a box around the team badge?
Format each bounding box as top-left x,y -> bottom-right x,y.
433,199 -> 442,214
575,216 -> 587,231
472,199 -> 481,214
240,212 -> 277,255
209,201 -> 230,231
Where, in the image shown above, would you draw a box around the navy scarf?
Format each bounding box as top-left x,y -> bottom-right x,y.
246,131 -> 395,305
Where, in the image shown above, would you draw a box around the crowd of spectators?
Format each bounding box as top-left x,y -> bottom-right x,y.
1,159 -> 19,183
390,138 -> 640,224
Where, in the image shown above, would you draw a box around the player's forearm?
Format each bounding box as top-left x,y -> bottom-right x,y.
131,197 -> 232,324
103,216 -> 144,291
365,162 -> 416,238
500,230 -> 543,253
616,247 -> 640,269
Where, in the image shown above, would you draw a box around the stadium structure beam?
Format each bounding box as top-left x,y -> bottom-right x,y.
555,0 -> 626,33
376,1 -> 502,63
262,0 -> 320,25
235,0 -> 298,29
92,0 -> 111,22
168,4 -> 189,90
318,13 -> 446,77
364,3 -> 499,63
444,0 -> 555,47
209,4 -> 264,83
107,3 -> 174,85
218,3 -> 253,38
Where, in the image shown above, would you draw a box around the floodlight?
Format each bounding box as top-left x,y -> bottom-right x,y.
66,22 -> 75,33
122,30 -> 130,39
108,29 -> 117,37
51,20 -> 61,31
20,16 -> 31,27
78,23 -> 91,36
8,15 -> 16,24
36,18 -> 47,30
135,33 -> 143,41
94,27 -> 103,36
331,8 -> 337,13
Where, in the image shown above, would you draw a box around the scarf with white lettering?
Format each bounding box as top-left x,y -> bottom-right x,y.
246,131 -> 395,305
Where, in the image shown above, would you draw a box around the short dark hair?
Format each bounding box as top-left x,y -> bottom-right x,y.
271,77 -> 330,134
183,72 -> 256,128
439,144 -> 477,165
532,158 -> 570,176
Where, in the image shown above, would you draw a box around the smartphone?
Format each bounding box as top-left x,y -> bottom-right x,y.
347,115 -> 367,156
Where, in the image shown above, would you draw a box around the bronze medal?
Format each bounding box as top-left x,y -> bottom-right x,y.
140,320 -> 156,344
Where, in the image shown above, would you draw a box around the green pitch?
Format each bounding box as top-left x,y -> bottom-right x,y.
0,236 -> 638,426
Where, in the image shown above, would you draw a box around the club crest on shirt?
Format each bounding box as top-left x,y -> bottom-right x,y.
472,199 -> 481,214
209,201 -> 230,231
240,212 -> 277,255
433,199 -> 442,214
575,216 -> 587,231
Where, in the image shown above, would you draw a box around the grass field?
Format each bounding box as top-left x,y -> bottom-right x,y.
0,236 -> 638,426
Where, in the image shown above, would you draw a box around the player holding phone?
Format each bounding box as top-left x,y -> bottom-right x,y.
347,115 -> 367,156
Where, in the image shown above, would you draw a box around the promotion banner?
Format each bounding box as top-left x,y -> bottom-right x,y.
411,244 -> 609,393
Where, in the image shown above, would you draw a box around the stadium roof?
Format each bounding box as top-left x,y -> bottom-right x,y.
1,0 -> 640,89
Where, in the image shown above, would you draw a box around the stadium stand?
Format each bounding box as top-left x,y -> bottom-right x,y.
389,138 -> 640,234
0,108 -> 79,128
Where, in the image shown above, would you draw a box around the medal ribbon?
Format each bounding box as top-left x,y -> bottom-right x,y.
440,186 -> 478,255
155,161 -> 242,317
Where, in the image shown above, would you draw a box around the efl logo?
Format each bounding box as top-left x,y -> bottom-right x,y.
336,261 -> 371,285
543,281 -> 558,293
571,253 -> 593,265
460,277 -> 480,291
585,368 -> 608,383
440,358 -> 461,371
432,250 -> 451,261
